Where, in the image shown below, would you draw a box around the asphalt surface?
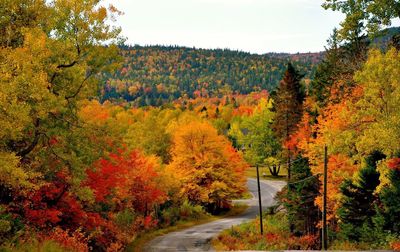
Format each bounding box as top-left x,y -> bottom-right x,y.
143,178 -> 286,252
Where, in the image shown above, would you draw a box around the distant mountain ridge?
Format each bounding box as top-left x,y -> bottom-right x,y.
100,45 -> 323,106
99,27 -> 400,107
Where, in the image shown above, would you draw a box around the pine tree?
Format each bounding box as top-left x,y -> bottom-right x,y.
272,62 -> 304,144
379,156 -> 400,234
277,155 -> 320,236
337,151 -> 385,241
272,63 -> 304,180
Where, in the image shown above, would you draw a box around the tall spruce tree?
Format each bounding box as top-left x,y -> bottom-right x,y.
337,151 -> 385,241
272,63 -> 304,179
272,62 -> 304,143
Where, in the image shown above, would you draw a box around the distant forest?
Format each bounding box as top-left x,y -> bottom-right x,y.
99,45 -> 323,106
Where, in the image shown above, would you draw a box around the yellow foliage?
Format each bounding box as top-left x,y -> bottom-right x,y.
167,121 -> 248,207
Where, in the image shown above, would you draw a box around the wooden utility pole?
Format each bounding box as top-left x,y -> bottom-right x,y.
256,164 -> 264,234
322,145 -> 328,250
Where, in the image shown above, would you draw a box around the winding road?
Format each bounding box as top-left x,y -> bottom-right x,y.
144,178 -> 286,252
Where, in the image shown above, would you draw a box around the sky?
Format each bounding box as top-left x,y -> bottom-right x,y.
106,0 -> 345,54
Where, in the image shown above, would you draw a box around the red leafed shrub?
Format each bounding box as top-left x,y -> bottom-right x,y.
83,212 -> 121,250
391,240 -> 400,251
42,227 -> 89,252
24,173 -> 86,229
388,158 -> 400,171
85,150 -> 167,213
288,234 -> 319,250
265,232 -> 280,241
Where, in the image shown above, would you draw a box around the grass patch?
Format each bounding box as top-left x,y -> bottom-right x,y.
127,204 -> 248,252
245,166 -> 287,181
212,212 -> 318,251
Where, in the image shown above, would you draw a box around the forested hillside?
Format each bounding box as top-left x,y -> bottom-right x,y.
100,46 -> 323,106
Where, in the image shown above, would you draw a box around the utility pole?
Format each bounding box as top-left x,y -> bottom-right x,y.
322,145 -> 328,250
256,164 -> 264,234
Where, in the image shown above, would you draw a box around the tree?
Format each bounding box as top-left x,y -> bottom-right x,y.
85,150 -> 167,214
124,109 -> 180,163
337,151 -> 385,241
167,121 -> 247,213
0,0 -> 122,193
272,63 -> 304,179
272,63 -> 304,143
278,155 -> 320,236
323,0 -> 400,36
351,48 -> 400,157
229,98 -> 280,168
379,157 -> 400,234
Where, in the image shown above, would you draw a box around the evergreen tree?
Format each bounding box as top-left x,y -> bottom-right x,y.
272,63 -> 304,180
277,155 -> 320,236
379,156 -> 400,234
272,62 -> 304,144
337,151 -> 385,241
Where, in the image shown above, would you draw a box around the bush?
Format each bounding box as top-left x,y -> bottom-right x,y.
114,209 -> 136,231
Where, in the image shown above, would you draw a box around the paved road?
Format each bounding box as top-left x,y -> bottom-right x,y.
144,178 -> 286,252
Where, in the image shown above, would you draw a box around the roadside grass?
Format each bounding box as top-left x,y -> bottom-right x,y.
212,212 -> 319,251
127,203 -> 248,252
246,166 -> 287,181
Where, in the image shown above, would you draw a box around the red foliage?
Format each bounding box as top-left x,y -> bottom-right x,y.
85,150 -> 167,213
284,113 -> 313,154
391,240 -> 400,251
388,158 -> 400,171
265,232 -> 280,241
24,173 -> 86,229
42,227 -> 89,252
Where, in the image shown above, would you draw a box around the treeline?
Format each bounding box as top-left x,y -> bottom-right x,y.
100,45 -> 323,106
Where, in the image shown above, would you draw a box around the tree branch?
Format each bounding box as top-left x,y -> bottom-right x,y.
17,119 -> 41,157
65,71 -> 92,100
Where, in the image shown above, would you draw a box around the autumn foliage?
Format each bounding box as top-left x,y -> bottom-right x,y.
167,121 -> 247,212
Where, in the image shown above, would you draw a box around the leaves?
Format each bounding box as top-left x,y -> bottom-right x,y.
167,121 -> 247,211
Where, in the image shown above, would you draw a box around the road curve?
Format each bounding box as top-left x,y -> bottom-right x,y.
143,178 -> 286,252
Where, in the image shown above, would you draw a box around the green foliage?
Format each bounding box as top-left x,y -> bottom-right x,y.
228,98 -> 280,165
379,158 -> 400,234
160,201 -> 207,227
124,108 -> 179,163
277,155 -> 320,236
323,0 -> 400,37
115,209 -> 137,231
352,48 -> 400,157
337,151 -> 385,241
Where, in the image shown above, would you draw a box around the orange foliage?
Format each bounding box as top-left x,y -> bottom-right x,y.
285,112 -> 313,155
313,154 -> 357,223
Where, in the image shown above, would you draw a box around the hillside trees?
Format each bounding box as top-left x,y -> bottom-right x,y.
102,46 -> 322,105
